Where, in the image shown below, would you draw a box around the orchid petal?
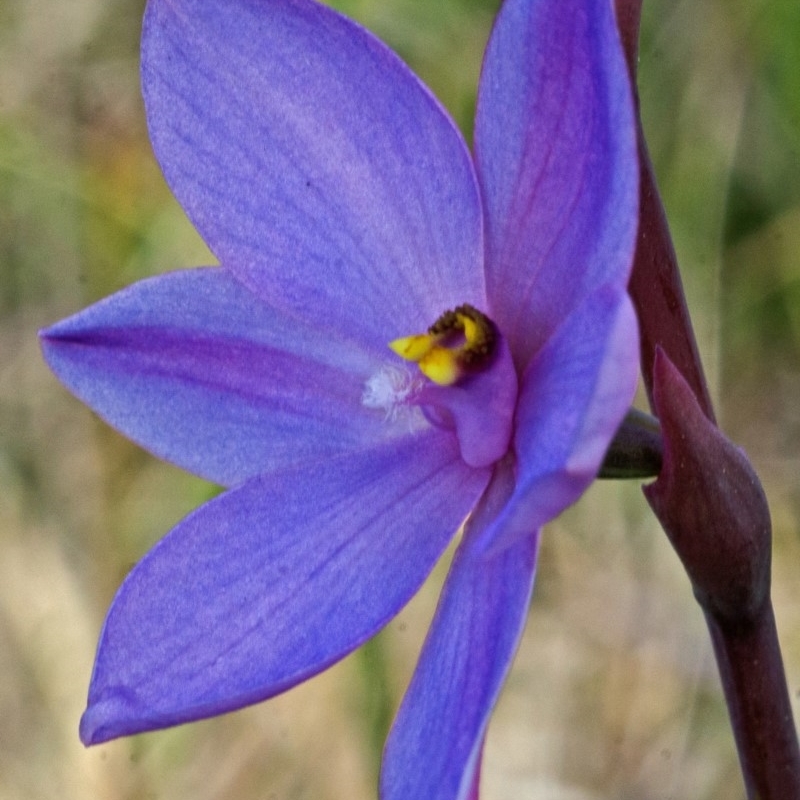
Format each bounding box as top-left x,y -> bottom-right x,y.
475,0 -> 637,363
483,285 -> 638,553
142,0 -> 485,350
465,749 -> 483,800
40,268 -> 415,488
381,461 -> 539,800
79,431 -> 490,745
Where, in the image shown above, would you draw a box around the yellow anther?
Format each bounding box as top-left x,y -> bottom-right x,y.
389,333 -> 437,362
460,314 -> 479,346
418,348 -> 462,386
388,304 -> 496,387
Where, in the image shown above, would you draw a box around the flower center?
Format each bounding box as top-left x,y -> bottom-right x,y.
376,303 -> 517,469
389,304 -> 497,386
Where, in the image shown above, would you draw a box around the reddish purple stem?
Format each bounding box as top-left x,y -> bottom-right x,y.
615,0 -> 714,421
614,1 -> 800,797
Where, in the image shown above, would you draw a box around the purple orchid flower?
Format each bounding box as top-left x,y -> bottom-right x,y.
40,0 -> 638,796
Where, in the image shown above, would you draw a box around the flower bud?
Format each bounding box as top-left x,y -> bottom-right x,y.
644,349 -> 771,626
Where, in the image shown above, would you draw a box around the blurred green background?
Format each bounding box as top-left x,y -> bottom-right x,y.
1,0 -> 799,798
